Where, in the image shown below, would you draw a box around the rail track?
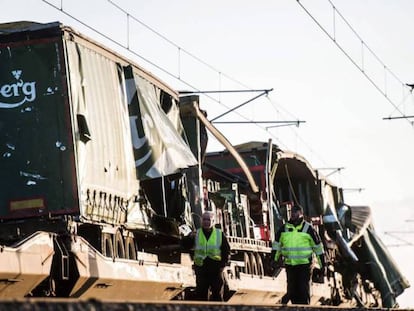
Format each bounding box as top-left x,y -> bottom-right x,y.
0,299 -> 410,311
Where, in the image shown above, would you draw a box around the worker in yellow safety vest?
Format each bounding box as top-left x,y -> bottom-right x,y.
271,205 -> 325,304
193,211 -> 230,301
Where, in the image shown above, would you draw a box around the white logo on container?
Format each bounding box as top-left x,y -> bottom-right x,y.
0,70 -> 37,108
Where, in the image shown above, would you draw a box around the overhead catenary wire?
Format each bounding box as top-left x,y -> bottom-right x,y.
40,0 -> 282,133
297,0 -> 414,125
39,0 -> 301,149
37,0 -> 364,191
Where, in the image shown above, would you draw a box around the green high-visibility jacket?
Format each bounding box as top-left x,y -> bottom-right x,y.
272,220 -> 324,266
194,228 -> 222,266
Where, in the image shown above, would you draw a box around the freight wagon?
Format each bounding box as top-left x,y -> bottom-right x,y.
0,20 -> 198,300
0,21 -> 409,307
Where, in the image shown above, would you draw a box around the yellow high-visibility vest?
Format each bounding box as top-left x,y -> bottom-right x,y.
272,221 -> 324,266
194,228 -> 222,266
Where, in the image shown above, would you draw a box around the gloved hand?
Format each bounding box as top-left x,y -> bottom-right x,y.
270,258 -> 284,275
270,260 -> 281,270
312,268 -> 325,284
220,261 -> 230,269
270,260 -> 283,277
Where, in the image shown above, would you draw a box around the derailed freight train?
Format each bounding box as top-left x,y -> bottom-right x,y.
0,21 -> 409,307
0,20 -> 199,300
200,137 -> 410,307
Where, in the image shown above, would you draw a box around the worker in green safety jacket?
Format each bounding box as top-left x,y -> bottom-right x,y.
271,205 -> 325,304
193,211 -> 230,301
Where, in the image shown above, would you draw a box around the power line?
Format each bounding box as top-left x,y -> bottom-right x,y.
297,0 -> 414,126
383,231 -> 414,247
213,120 -> 305,125
210,89 -> 273,122
39,0 -> 308,145
39,1 -> 271,128
41,0 -> 303,133
36,0 -> 364,192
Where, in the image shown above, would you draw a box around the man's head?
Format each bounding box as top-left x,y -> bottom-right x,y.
290,205 -> 304,223
201,211 -> 215,230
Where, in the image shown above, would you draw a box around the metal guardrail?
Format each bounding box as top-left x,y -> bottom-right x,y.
227,236 -> 271,252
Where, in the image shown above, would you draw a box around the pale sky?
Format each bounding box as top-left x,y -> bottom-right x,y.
2,0 -> 414,307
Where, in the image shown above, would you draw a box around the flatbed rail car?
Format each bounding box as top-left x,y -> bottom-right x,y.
197,126 -> 409,307
180,96 -> 352,305
0,21 -> 409,307
0,20 -> 199,300
0,21 -> 290,304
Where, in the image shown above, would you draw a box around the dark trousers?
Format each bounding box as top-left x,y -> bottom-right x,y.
285,263 -> 311,304
194,259 -> 224,301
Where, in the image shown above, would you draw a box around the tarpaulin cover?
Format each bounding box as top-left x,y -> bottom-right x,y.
124,66 -> 197,180
0,36 -> 77,218
66,41 -> 139,202
350,205 -> 410,307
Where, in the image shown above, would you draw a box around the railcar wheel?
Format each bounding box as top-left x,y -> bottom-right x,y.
114,230 -> 126,258
125,236 -> 137,260
353,274 -> 368,306
352,273 -> 381,307
256,253 -> 264,276
244,253 -> 251,274
249,253 -> 258,275
101,232 -> 114,258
